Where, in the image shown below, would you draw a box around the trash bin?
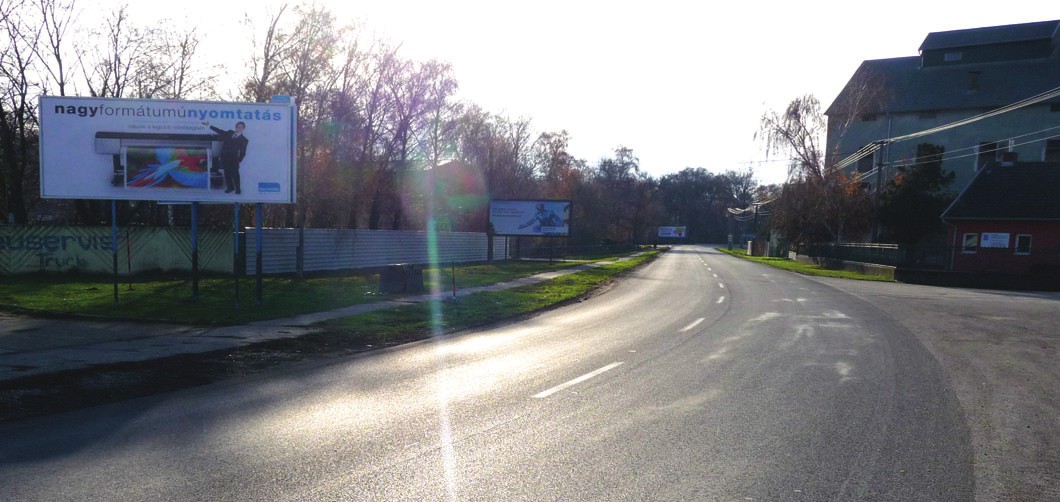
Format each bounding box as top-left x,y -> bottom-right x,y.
379,264 -> 425,294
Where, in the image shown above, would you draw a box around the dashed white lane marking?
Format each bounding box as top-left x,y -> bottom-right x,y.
717,296 -> 726,304
719,283 -> 726,289
680,318 -> 706,332
533,362 -> 625,399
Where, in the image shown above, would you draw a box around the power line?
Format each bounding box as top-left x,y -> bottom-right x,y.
883,129 -> 1060,171
887,85 -> 1060,144
831,84 -> 1060,171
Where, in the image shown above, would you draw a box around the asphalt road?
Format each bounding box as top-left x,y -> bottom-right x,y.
1,245 -> 1054,500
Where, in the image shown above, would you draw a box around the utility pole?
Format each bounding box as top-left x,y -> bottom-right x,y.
871,140 -> 886,242
727,212 -> 733,250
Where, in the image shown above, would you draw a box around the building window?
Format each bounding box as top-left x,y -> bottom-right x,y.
1015,234 -> 1032,255
976,142 -> 998,170
945,52 -> 963,62
975,141 -> 1012,170
860,113 -> 878,122
967,71 -> 981,92
919,110 -> 937,119
1045,139 -> 1060,162
857,152 -> 874,173
962,233 -> 979,253
1051,103 -> 1060,112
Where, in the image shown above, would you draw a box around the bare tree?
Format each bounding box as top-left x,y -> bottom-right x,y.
0,0 -> 43,224
155,27 -> 216,100
758,94 -> 826,182
79,5 -> 144,98
383,59 -> 457,229
759,95 -> 873,243
35,0 -> 76,96
242,4 -> 290,103
420,64 -> 461,170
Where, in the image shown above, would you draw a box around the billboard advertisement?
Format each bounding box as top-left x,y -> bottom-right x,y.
981,232 -> 1010,248
489,200 -> 571,237
658,226 -> 687,238
39,96 -> 297,203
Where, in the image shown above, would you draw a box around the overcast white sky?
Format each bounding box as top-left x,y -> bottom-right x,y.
98,1 -> 1058,185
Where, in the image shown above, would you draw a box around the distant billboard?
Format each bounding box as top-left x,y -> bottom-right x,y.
658,226 -> 687,238
39,96 -> 297,203
489,200 -> 571,237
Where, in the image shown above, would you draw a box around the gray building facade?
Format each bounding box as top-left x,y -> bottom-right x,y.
826,19 -> 1060,192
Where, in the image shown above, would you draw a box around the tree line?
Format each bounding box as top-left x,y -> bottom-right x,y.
1,1 -> 762,248
759,94 -> 956,249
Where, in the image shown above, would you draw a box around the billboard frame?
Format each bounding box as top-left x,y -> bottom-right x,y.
658,226 -> 688,239
488,199 -> 573,238
39,95 -> 297,204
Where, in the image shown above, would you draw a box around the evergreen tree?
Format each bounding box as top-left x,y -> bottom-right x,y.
879,143 -> 956,245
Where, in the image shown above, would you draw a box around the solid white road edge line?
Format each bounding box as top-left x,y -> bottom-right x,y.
533,362 -> 625,399
680,318 -> 706,332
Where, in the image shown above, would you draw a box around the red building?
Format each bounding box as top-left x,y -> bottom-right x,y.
942,159 -> 1060,275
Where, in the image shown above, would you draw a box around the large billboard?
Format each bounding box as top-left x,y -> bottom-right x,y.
39,96 -> 297,203
489,200 -> 571,237
658,226 -> 687,238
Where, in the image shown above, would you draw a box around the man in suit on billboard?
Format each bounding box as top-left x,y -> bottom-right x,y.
203,121 -> 249,194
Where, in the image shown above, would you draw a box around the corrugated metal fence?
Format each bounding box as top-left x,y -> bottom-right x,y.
1,225 -> 509,275
244,228 -> 511,274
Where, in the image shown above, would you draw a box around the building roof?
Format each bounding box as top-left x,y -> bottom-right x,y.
826,20 -> 1060,117
942,161 -> 1060,221
826,55 -> 1060,116
919,20 -> 1060,52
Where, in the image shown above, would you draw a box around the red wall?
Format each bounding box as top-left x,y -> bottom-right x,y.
947,221 -> 1060,274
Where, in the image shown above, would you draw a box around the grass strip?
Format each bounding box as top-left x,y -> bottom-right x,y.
319,254 -> 654,343
0,251 -> 658,422
716,247 -> 894,282
0,260 -> 588,325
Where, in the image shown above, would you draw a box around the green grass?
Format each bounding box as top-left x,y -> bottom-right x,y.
0,251 -> 661,423
0,255 -> 628,325
716,247 -> 894,282
319,252 -> 657,343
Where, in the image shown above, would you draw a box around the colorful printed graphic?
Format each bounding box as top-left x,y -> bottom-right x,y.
489,200 -> 572,237
124,146 -> 210,189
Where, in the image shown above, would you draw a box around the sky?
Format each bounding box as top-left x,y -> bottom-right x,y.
96,0 -> 1058,186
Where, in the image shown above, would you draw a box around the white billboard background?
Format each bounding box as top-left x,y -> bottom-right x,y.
489,200 -> 571,237
981,232 -> 1010,248
39,96 -> 296,203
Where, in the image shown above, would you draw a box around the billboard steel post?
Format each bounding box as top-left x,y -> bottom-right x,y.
256,202 -> 263,306
234,203 -> 240,309
191,202 -> 199,301
111,201 -> 118,306
125,228 -> 133,291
